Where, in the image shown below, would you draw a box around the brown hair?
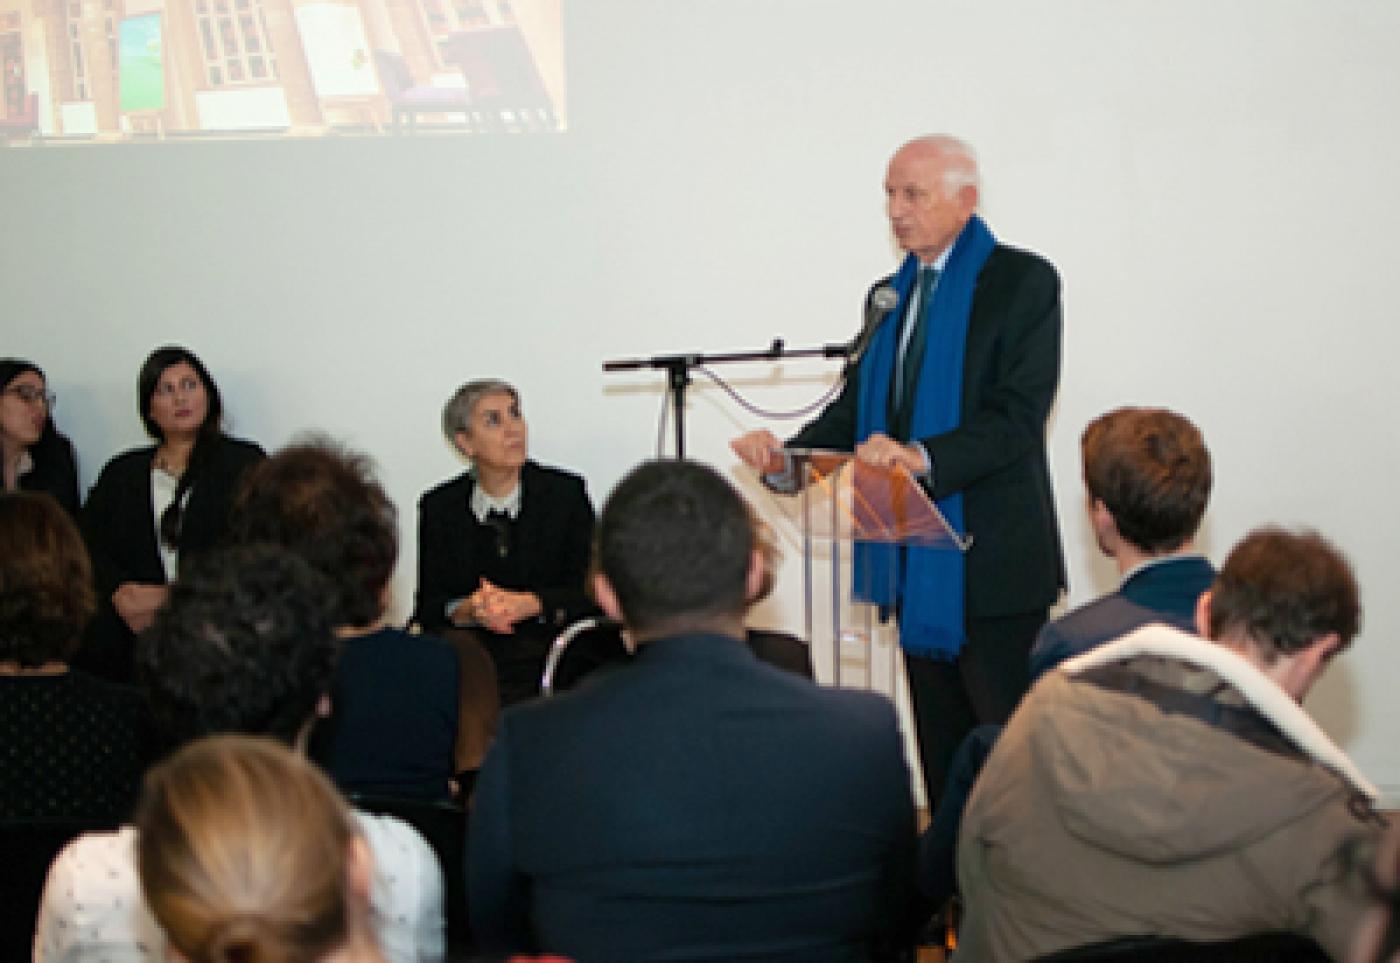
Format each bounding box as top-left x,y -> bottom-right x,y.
230,437 -> 396,628
1081,407 -> 1211,554
135,735 -> 366,963
1209,527 -> 1361,657
0,492 -> 95,666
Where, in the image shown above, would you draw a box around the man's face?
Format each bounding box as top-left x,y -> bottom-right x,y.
884,144 -> 976,263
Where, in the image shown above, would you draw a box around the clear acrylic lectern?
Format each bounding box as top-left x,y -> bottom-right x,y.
786,449 -> 971,687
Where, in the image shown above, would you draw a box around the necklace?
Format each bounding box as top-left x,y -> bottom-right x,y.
154,449 -> 187,478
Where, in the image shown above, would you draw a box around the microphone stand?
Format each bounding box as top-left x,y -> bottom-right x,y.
603,337 -> 851,459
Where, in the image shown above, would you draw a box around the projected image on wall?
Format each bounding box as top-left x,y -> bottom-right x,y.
0,0 -> 563,142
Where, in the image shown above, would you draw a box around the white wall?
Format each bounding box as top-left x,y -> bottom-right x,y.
6,0 -> 1400,795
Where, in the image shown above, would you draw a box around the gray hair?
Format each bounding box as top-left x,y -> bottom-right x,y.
906,134 -> 980,196
441,379 -> 520,443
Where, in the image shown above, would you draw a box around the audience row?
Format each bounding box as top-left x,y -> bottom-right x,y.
3,348 -> 1398,961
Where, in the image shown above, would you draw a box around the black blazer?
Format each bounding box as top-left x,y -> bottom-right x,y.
414,460 -> 595,633
78,435 -> 264,682
789,244 -> 1066,619
18,432 -> 80,517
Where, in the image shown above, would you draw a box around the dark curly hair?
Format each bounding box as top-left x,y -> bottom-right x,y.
229,437 -> 397,628
136,544 -> 339,747
0,492 -> 95,666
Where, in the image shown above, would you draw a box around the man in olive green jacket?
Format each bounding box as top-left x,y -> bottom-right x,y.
958,527 -> 1385,961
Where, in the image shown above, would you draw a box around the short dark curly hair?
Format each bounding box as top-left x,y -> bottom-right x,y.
229,437 -> 397,628
0,492 -> 95,666
136,544 -> 339,747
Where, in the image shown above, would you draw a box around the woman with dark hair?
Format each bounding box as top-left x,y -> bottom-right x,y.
79,346 -> 263,683
0,359 -> 79,515
0,492 -> 151,825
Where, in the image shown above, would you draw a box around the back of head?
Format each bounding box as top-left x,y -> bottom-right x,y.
0,491 -> 94,667
138,544 -> 338,747
1081,406 -> 1211,553
230,437 -> 396,628
596,459 -> 754,636
136,734 -> 357,963
1208,527 -> 1361,658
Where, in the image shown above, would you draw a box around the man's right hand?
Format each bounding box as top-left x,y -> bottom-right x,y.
730,430 -> 786,475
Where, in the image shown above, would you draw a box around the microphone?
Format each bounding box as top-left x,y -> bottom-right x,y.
843,284 -> 900,375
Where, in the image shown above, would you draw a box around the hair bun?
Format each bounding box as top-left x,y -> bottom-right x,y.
205,914 -> 283,963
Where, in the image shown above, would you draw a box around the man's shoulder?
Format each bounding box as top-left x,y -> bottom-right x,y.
986,242 -> 1058,275
1030,593 -> 1161,677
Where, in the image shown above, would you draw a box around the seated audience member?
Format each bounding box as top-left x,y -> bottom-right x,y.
414,379 -> 601,708
34,545 -> 444,963
918,406 -> 1215,908
232,438 -> 461,801
0,360 -> 79,514
135,735 -> 388,963
0,492 -> 151,825
80,345 -> 264,683
470,459 -> 917,960
1028,405 -> 1215,677
957,527 -> 1384,961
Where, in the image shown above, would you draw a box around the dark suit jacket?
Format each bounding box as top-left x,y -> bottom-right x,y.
789,245 -> 1065,620
78,435 -> 264,681
1028,555 -> 1217,680
414,460 -> 595,633
469,632 -> 918,961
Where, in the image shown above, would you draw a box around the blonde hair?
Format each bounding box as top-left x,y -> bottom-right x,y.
135,735 -> 366,963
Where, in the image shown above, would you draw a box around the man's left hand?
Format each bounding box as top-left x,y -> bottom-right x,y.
854,433 -> 927,475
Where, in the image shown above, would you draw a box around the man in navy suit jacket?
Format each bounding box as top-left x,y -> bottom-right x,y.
920,406 -> 1216,913
469,460 -> 919,961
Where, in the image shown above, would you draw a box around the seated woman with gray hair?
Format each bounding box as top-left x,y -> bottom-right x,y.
414,379 -> 602,711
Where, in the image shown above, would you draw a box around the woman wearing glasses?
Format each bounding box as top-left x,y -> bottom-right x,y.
0,358 -> 79,514
80,346 -> 264,683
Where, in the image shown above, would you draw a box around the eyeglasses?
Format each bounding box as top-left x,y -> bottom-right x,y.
4,385 -> 56,407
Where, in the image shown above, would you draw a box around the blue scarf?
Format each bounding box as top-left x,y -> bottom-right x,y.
853,215 -> 995,659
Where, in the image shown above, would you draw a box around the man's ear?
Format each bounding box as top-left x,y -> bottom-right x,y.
592,572 -> 623,623
1280,632 -> 1342,703
1194,589 -> 1213,638
957,182 -> 979,214
745,548 -> 766,603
